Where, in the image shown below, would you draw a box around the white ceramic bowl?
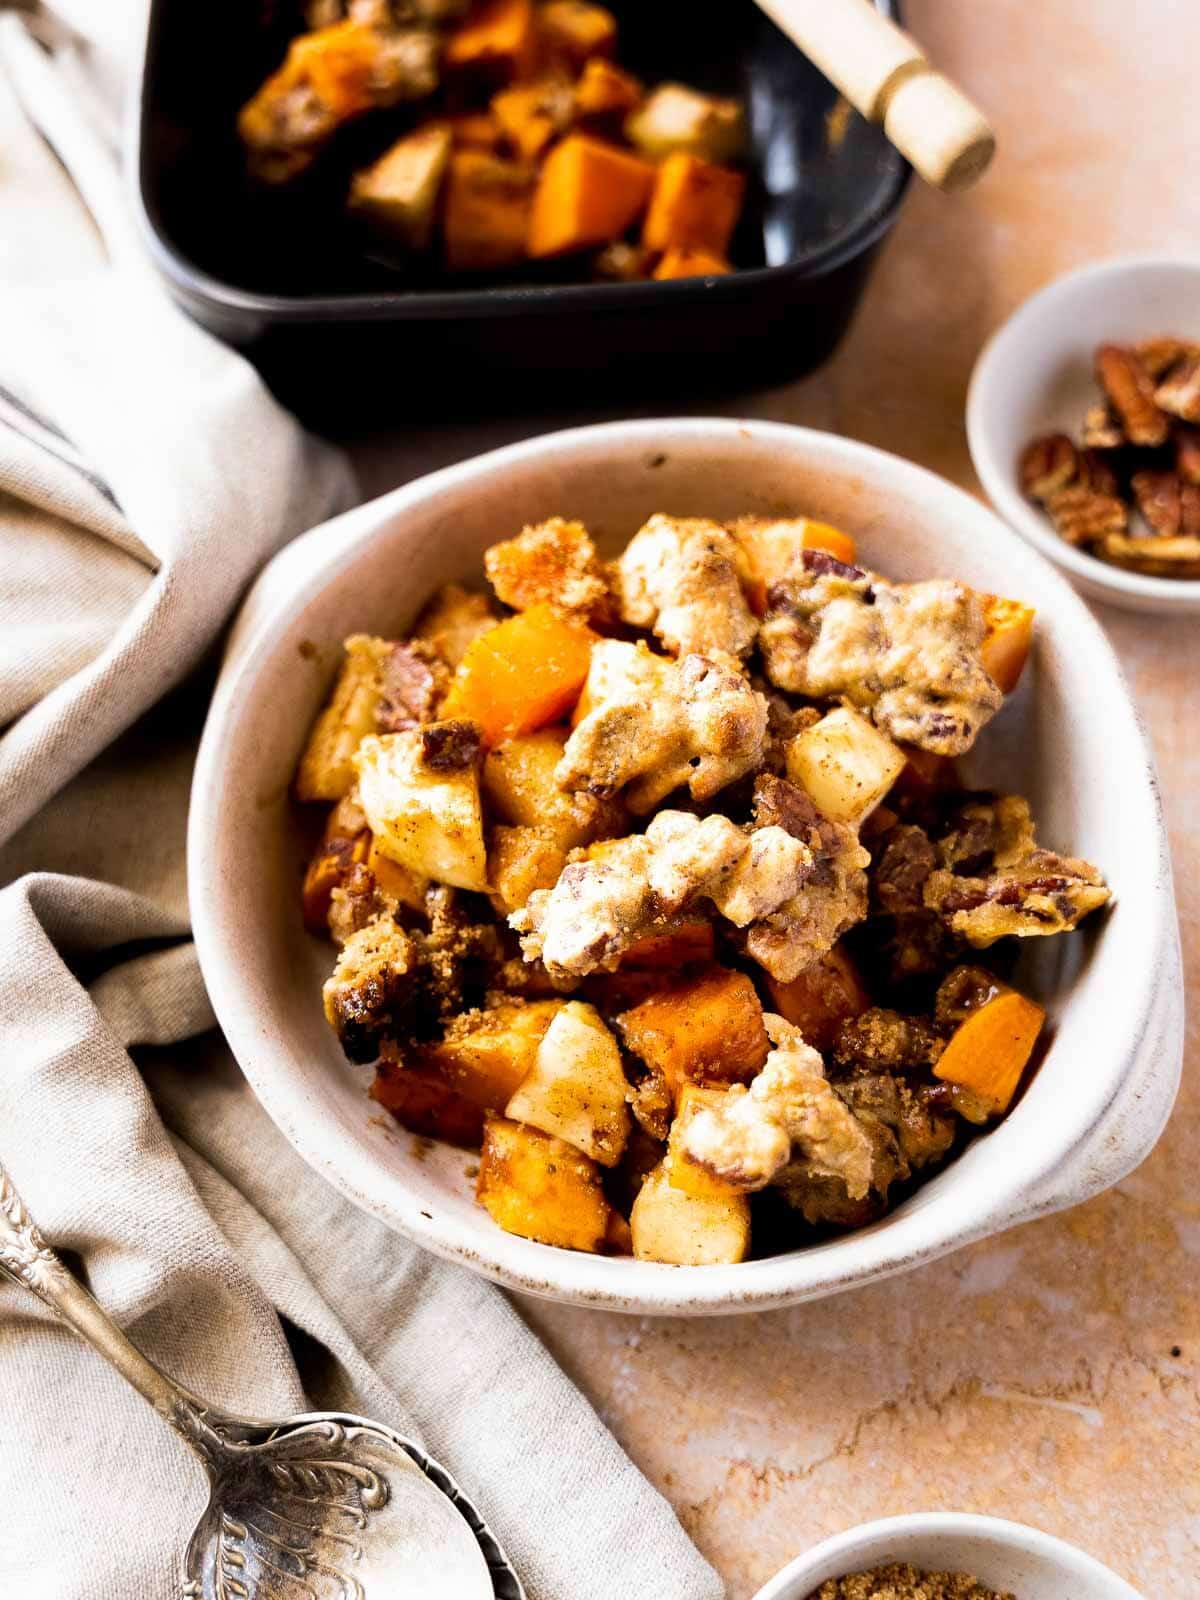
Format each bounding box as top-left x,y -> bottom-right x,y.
752,1514 -> 1142,1599
189,418 -> 1183,1316
967,255 -> 1200,614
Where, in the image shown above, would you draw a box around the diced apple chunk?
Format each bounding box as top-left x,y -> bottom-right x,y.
483,726 -> 619,849
349,124 -> 452,249
478,1116 -> 611,1251
625,83 -> 745,164
354,724 -> 487,891
506,1000 -> 630,1165
630,1160 -> 750,1265
785,706 -> 906,826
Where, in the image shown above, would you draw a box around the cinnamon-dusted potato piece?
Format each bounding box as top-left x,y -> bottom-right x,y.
483,725 -> 622,848
575,56 -> 642,123
979,595 -> 1035,694
484,517 -> 611,620
478,1116 -> 612,1250
425,998 -> 564,1109
443,149 -> 536,271
441,603 -> 597,746
349,123 -> 452,249
411,583 -> 500,669
728,516 -> 858,614
354,721 -> 488,891
538,0 -> 617,67
630,1159 -> 750,1265
505,1000 -> 630,1164
626,83 -> 745,164
617,967 -> 769,1103
487,824 -> 568,915
443,0 -> 537,82
491,76 -> 576,163
296,635 -> 394,802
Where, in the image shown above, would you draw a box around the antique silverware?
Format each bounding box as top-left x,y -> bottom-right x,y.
0,1162 -> 522,1599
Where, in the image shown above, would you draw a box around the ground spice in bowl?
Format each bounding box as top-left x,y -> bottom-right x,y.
811,1565 -> 1016,1600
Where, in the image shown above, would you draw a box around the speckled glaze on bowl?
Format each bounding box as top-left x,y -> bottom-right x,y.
188,419 -> 1183,1316
752,1513 -> 1143,1599
967,255 -> 1200,615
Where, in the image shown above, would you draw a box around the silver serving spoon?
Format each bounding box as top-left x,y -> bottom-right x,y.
0,1162 -> 522,1600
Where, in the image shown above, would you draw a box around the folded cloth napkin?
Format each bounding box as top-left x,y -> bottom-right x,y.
0,10 -> 723,1600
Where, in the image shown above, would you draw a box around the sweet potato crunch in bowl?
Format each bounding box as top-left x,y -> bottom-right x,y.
293,511 -> 1110,1265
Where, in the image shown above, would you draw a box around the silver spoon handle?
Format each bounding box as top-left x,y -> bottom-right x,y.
0,1160 -> 205,1438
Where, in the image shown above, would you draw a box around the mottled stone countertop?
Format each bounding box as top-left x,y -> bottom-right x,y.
351,4 -> 1199,1593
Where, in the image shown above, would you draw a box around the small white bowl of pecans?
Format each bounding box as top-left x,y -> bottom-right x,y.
754,1512 -> 1142,1600
967,255 -> 1200,614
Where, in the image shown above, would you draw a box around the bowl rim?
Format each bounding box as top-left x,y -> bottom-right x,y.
966,252 -> 1200,612
751,1512 -> 1144,1599
131,0 -> 911,324
189,416 -> 1177,1315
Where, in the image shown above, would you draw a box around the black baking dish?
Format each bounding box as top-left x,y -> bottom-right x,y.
134,0 -> 910,426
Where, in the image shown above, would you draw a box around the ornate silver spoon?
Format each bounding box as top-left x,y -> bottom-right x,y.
0,1163 -> 522,1600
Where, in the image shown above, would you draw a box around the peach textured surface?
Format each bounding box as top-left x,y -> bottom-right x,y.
347,4 -> 1199,1595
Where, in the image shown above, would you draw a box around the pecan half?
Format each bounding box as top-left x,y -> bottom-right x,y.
1096,344 -> 1170,446
1080,403 -> 1124,450
1135,336 -> 1196,379
1046,485 -> 1127,545
1018,433 -> 1077,501
1155,352 -> 1200,423
1096,532 -> 1200,577
1077,447 -> 1119,496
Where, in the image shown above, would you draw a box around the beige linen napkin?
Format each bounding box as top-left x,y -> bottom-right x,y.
0,11 -> 724,1600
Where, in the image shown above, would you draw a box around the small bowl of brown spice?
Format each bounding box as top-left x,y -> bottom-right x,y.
754,1513 -> 1142,1600
967,255 -> 1200,615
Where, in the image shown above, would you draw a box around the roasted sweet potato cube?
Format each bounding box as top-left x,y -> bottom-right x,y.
652,247 -> 731,281
444,0 -> 537,82
575,56 -> 642,122
619,920 -> 715,969
617,967 -> 769,1101
442,149 -> 535,272
349,124 -> 451,249
484,517 -> 610,620
302,825 -> 371,932
630,1158 -> 750,1265
487,823 -> 567,915
980,595 -> 1036,695
411,583 -> 500,669
934,988 -> 1046,1114
483,725 -> 620,848
371,1055 -> 485,1147
426,999 -> 564,1109
447,110 -> 505,149
766,942 -> 870,1053
538,1 -> 617,67
728,516 -> 858,614
478,1116 -> 611,1250
528,133 -> 656,258
491,76 -> 575,162
441,603 -> 596,746
643,151 -> 744,256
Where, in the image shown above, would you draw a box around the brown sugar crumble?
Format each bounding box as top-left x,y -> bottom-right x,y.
811,1564 -> 1016,1600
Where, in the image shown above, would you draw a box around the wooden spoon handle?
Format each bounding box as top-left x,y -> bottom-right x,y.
753,0 -> 996,192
